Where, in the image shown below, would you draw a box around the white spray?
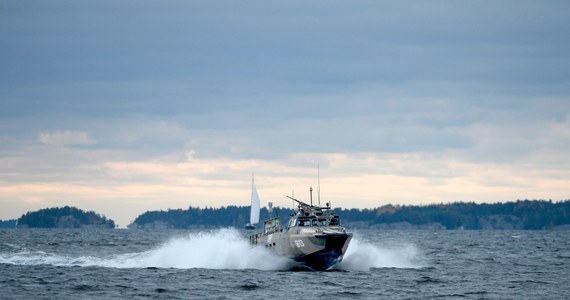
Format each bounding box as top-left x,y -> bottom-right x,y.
338,235 -> 426,271
0,229 -> 425,271
0,228 -> 291,270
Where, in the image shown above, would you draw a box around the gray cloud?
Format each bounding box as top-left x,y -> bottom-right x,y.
2,1 -> 569,101
1,1 -> 570,223
38,130 -> 96,146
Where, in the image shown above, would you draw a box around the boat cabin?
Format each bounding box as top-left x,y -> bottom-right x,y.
287,214 -> 341,228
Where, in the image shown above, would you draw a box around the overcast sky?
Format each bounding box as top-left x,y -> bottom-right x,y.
1,1 -> 569,227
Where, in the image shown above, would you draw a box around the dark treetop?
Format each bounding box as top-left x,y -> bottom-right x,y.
130,200 -> 570,230
0,219 -> 17,228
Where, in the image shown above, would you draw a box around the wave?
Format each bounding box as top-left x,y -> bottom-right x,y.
0,228 -> 291,270
0,228 -> 425,271
338,235 -> 426,271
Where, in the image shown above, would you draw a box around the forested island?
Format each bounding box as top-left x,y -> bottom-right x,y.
130,199 -> 570,230
15,206 -> 116,229
2,200 -> 568,230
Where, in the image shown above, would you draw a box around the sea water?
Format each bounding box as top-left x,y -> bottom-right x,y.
0,228 -> 568,299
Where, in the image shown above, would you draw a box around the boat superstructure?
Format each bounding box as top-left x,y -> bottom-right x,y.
249,189 -> 352,271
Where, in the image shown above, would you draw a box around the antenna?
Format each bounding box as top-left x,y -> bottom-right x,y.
292,189 -> 294,210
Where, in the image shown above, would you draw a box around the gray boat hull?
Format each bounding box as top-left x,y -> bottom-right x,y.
291,233 -> 352,270
253,229 -> 352,271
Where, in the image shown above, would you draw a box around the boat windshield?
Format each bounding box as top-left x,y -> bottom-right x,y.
296,217 -> 334,227
296,218 -> 314,227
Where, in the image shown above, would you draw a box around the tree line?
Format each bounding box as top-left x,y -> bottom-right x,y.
130,199 -> 570,230
2,200 -> 568,230
0,219 -> 17,228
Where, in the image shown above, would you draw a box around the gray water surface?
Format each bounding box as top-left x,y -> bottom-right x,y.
1,229 -> 568,299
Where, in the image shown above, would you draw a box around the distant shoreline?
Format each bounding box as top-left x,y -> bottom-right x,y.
128,200 -> 570,230
2,200 -> 569,230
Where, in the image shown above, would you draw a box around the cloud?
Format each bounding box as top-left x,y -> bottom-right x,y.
2,150 -> 570,227
1,1 -> 570,227
38,130 -> 96,146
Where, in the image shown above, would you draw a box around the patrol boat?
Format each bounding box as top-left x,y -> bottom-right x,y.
249,187 -> 352,271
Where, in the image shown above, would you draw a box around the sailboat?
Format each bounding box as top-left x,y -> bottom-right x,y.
245,176 -> 260,230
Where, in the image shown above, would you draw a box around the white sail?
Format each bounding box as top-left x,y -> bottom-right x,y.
250,180 -> 261,225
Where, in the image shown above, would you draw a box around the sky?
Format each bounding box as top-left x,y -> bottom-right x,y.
1,1 -> 569,227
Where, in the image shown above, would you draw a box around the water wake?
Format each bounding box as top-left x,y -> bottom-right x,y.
0,228 -> 291,270
1,229 -> 424,271
338,236 -> 425,271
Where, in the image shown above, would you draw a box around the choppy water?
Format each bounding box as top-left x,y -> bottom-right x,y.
1,228 -> 569,299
